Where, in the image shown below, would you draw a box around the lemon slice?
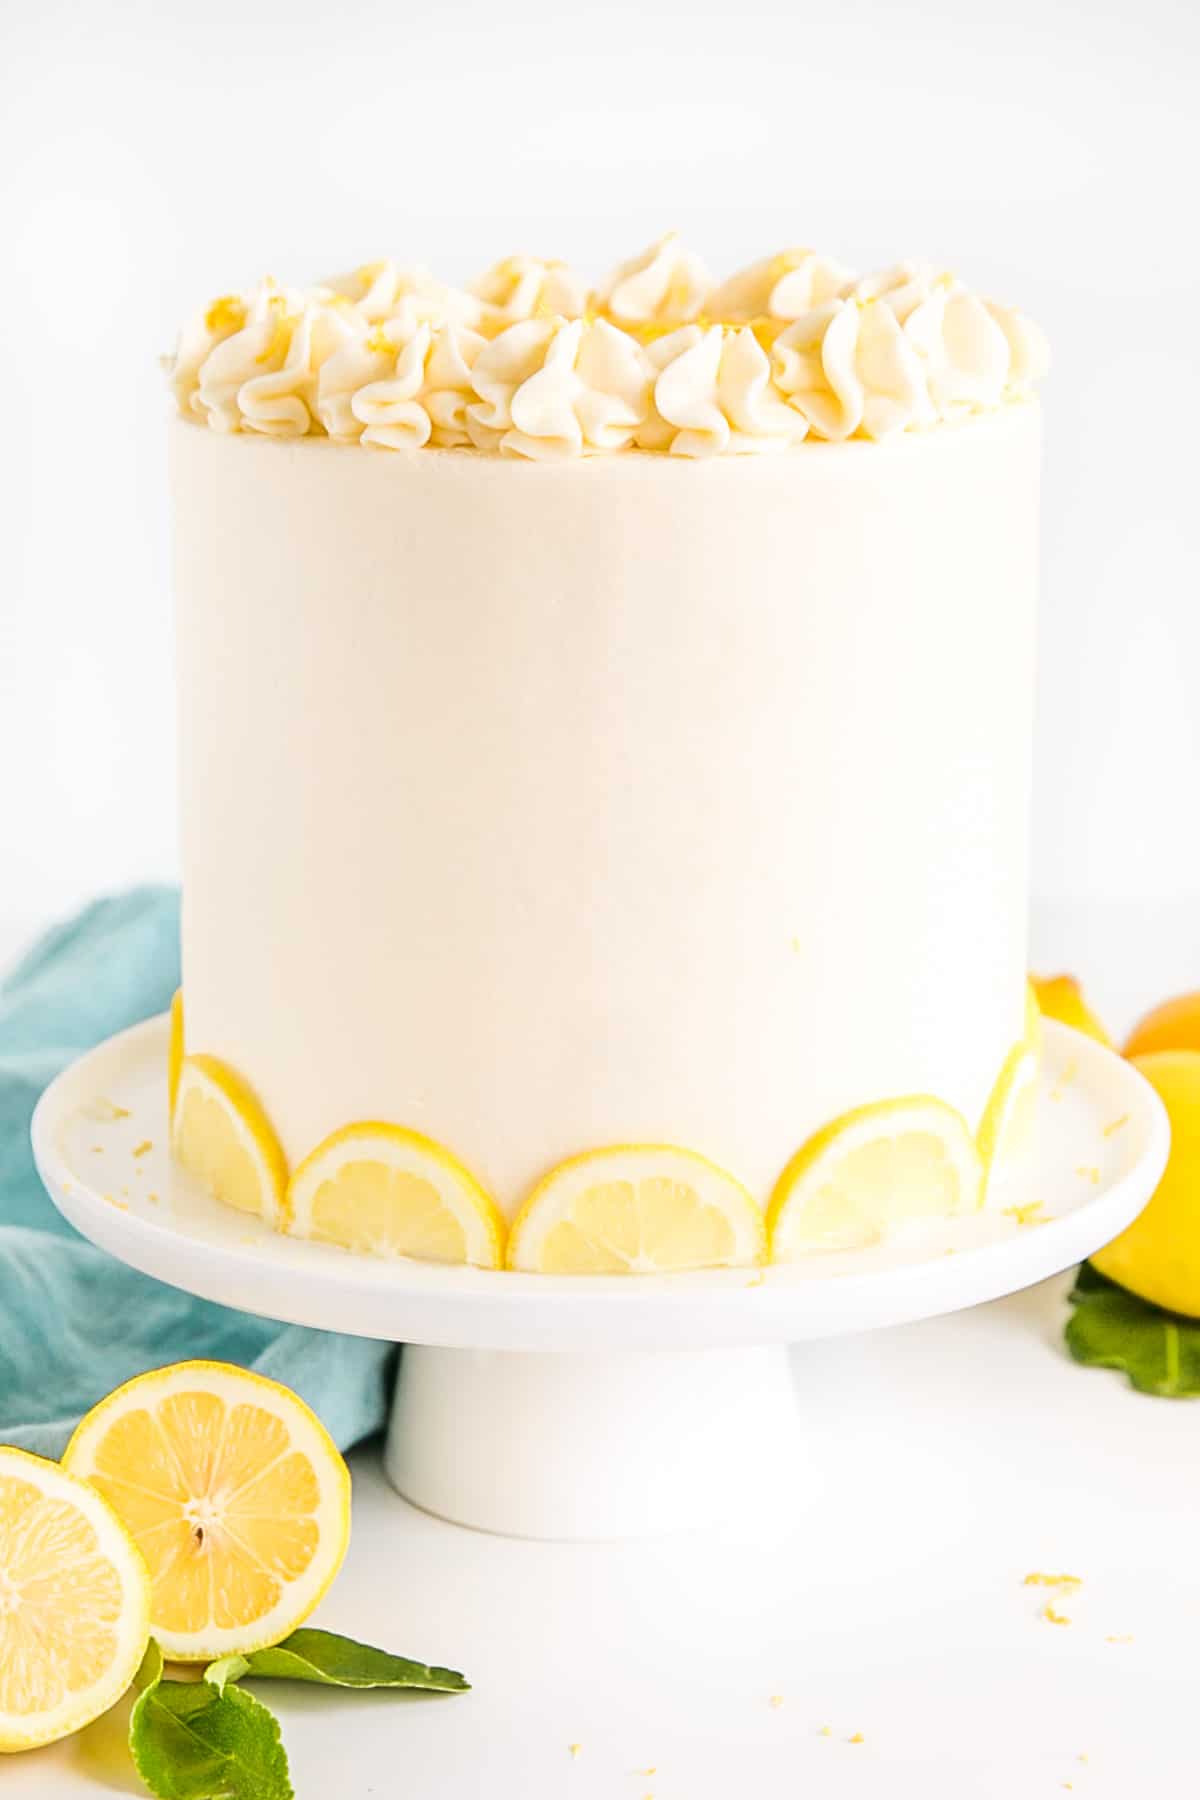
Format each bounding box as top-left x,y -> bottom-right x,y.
65,1360 -> 350,1663
978,1041 -> 1040,1195
167,988 -> 184,1122
0,1446 -> 150,1751
507,1145 -> 766,1274
768,1097 -> 983,1259
173,1055 -> 288,1228
287,1122 -> 505,1266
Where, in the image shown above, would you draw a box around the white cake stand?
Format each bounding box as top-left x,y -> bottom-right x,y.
31,1017 -> 1167,1539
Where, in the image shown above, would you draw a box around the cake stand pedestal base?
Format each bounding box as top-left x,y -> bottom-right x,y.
383,1344 -> 798,1539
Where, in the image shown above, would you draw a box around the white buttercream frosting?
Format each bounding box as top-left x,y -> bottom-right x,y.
638,325 -> 806,456
705,249 -> 852,326
469,256 -> 589,334
592,233 -> 712,330
169,239 -> 1048,454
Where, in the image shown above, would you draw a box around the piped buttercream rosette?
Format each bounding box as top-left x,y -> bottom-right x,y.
169,237 -> 1048,455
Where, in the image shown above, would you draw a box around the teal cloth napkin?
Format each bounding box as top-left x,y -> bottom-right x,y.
0,888 -> 394,1458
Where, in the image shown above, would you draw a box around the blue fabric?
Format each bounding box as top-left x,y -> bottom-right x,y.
0,889 -> 394,1458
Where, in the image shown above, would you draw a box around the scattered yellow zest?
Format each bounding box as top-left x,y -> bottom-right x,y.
205,295 -> 247,336
769,1694 -> 784,1709
1075,1165 -> 1101,1184
568,1743 -> 581,1760
147,1192 -> 159,1204
1103,1114 -> 1130,1137
81,1098 -> 131,1122
1041,1605 -> 1071,1626
1024,1572 -> 1082,1591
132,1141 -> 153,1158
1051,1058 -> 1080,1104
848,1732 -> 865,1744
1003,1200 -> 1046,1227
103,1195 -> 129,1212
790,936 -> 802,953
818,1726 -> 832,1737
92,1146 -> 104,1154
1105,1633 -> 1134,1645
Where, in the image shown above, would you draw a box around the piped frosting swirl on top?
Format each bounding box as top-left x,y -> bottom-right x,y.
169,238 -> 1048,458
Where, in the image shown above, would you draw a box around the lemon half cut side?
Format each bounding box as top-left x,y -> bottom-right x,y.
0,1446 -> 151,1752
64,1360 -> 350,1663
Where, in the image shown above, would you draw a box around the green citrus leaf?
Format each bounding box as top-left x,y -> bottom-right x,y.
209,1627 -> 468,1693
130,1653 -> 292,1800
1065,1262 -> 1200,1397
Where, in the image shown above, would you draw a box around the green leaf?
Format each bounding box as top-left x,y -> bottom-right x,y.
210,1627 -> 469,1694
204,1656 -> 250,1698
1065,1261 -> 1200,1397
130,1650 -> 292,1800
134,1639 -> 166,1694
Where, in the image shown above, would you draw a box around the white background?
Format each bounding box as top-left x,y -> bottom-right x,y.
2,0 -> 1199,952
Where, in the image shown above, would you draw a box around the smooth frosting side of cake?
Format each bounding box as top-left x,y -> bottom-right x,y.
172,407 -> 1040,1220
167,237 -> 1048,457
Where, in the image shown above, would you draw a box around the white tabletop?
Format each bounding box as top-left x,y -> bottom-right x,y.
13,899 -> 1200,1796
19,1272 -> 1200,1799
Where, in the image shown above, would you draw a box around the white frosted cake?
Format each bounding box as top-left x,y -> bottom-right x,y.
166,236 -> 1047,1275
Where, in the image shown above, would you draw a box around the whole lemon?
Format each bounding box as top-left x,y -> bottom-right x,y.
1125,991 -> 1200,1060
1091,1051 -> 1200,1317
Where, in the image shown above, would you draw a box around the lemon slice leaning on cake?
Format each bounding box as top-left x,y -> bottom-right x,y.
977,1040 -> 1040,1197
167,987 -> 185,1122
287,1123 -> 506,1266
172,1054 -> 288,1227
0,1447 -> 150,1751
64,1361 -> 350,1663
768,1097 -> 983,1258
507,1145 -> 766,1274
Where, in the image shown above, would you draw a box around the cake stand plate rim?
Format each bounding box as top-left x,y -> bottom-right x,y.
30,1016 -> 1169,1351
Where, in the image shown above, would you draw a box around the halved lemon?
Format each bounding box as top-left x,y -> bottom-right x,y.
0,1446 -> 150,1751
507,1145 -> 766,1274
172,1055 -> 288,1228
167,988 -> 184,1122
287,1122 -> 505,1266
64,1361 -> 350,1663
978,1041 -> 1040,1196
768,1097 -> 983,1259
